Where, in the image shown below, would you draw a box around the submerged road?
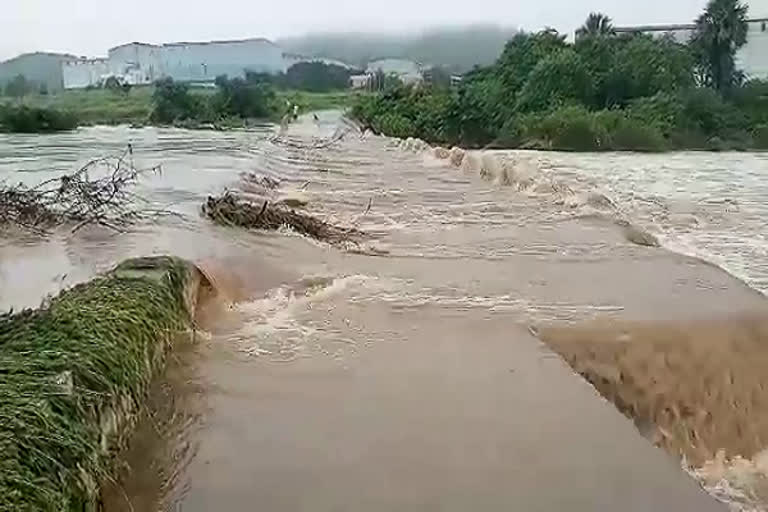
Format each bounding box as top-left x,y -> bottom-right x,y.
8,115 -> 767,510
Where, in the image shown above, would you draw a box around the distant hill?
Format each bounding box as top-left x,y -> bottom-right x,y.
278,25 -> 518,73
0,52 -> 76,93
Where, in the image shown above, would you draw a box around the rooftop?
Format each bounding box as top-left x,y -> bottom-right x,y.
109,37 -> 276,53
615,18 -> 768,33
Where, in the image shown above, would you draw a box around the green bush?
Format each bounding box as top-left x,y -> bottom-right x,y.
150,78 -> 204,123
150,76 -> 278,125
0,104 -> 78,133
213,75 -> 275,119
626,93 -> 684,137
679,87 -> 747,136
732,80 -> 768,126
602,115 -> 667,151
373,112 -> 416,138
754,125 -> 768,149
349,17 -> 768,152
517,106 -> 603,151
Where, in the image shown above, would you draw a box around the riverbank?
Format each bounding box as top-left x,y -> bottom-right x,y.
0,256 -> 205,511
0,87 -> 357,129
352,85 -> 768,153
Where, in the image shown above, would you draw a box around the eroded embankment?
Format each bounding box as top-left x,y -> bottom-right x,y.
0,256 -> 205,511
539,312 -> 768,508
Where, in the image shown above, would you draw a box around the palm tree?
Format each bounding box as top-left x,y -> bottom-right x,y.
576,13 -> 615,39
691,0 -> 749,93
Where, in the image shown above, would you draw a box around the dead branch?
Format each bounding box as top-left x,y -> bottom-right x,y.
0,146 -> 165,233
202,192 -> 363,245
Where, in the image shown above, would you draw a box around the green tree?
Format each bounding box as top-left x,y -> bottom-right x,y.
690,0 -> 749,93
283,61 -> 351,92
608,35 -> 695,105
150,77 -> 202,123
516,50 -> 595,112
213,75 -> 275,118
576,13 -> 615,39
496,30 -> 568,96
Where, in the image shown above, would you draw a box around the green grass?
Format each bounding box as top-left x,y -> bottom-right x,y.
2,87 -> 154,126
0,87 -> 357,127
0,256 -> 195,511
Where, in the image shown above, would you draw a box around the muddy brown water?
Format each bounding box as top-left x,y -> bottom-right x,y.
2,113 -> 768,510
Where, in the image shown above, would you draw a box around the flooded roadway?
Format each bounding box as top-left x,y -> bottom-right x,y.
2,113 -> 768,510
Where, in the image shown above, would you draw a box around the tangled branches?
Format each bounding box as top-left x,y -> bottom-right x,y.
0,146 -> 164,233
202,192 -> 363,245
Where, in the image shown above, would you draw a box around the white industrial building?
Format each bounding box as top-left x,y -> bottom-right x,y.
366,58 -> 424,85
614,17 -> 768,79
61,58 -> 110,89
62,37 -> 289,89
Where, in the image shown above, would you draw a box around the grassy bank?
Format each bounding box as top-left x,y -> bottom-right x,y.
0,103 -> 79,133
1,87 -> 154,126
0,87 -> 356,129
0,256 -> 200,511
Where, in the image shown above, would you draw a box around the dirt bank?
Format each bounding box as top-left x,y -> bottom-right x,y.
540,312 -> 768,466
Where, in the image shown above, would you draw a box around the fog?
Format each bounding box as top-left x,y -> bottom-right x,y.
1,0 -> 719,61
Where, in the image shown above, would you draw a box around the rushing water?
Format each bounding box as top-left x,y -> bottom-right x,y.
2,113 -> 768,511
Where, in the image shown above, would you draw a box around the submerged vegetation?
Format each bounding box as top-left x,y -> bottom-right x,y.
0,256 -> 197,511
352,0 -> 768,151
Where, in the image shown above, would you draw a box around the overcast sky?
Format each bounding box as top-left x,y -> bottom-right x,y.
2,0 -> 754,61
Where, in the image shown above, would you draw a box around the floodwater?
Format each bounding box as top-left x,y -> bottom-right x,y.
1,113 -> 768,511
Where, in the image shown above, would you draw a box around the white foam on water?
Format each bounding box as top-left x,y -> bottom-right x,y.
226,274 -> 386,359
686,450 -> 768,512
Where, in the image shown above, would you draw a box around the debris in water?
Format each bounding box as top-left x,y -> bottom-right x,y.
202,192 -> 363,245
0,146 -> 165,233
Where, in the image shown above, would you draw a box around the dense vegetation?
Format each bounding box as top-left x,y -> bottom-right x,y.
0,257 -> 195,511
0,60 -> 355,130
352,0 -> 768,152
0,103 -> 78,133
150,62 -> 358,125
251,61 -> 359,93
149,75 -> 280,125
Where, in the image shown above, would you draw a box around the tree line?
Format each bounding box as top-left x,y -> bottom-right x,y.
352,0 -> 768,151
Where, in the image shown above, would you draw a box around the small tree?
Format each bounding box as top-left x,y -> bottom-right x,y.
691,0 -> 749,93
213,75 -> 275,119
284,61 -> 351,92
576,13 -> 616,39
150,77 -> 201,123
